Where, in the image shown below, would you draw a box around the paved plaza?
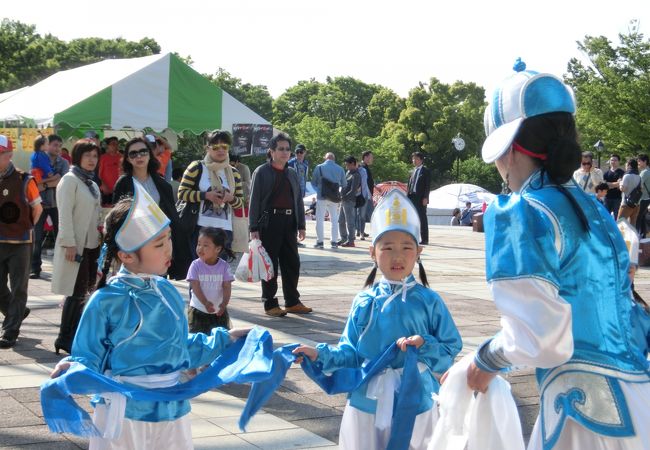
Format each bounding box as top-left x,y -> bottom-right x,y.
1,220 -> 648,449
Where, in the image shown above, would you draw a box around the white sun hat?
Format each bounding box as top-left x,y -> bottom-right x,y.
370,189 -> 420,245
482,58 -> 576,164
115,179 -> 170,252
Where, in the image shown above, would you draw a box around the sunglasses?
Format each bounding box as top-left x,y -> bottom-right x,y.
581,162 -> 592,166
208,143 -> 230,151
127,149 -> 149,159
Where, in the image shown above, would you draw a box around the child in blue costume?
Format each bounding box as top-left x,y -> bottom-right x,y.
465,60 -> 650,449
293,189 -> 462,450
50,181 -> 248,450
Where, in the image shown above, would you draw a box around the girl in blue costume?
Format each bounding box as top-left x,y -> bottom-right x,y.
465,60 -> 650,449
50,181 -> 248,450
293,189 -> 462,450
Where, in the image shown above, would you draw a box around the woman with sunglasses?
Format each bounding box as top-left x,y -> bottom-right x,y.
177,130 -> 243,257
112,137 -> 192,280
571,151 -> 603,194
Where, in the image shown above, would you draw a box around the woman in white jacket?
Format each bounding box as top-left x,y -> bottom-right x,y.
51,139 -> 101,354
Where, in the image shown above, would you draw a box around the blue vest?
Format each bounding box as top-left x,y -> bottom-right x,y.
485,170 -> 649,448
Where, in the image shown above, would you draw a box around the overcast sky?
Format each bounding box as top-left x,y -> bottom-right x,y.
5,0 -> 650,98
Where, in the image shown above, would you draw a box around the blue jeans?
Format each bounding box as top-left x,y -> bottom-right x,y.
355,202 -> 368,236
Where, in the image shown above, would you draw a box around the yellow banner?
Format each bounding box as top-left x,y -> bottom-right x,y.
0,127 -> 54,151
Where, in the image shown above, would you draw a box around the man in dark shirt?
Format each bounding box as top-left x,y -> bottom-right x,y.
603,154 -> 625,219
249,134 -> 311,317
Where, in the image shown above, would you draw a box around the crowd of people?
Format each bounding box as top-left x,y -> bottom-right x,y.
0,60 -> 649,450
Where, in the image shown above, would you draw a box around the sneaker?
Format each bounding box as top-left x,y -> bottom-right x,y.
337,239 -> 346,245
341,242 -> 356,248
265,307 -> 287,317
330,242 -> 338,249
297,242 -> 305,247
313,242 -> 324,249
359,236 -> 365,241
362,233 -> 370,238
285,303 -> 313,314
29,272 -> 40,280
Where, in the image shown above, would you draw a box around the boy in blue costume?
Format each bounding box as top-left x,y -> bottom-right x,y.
293,189 -> 462,450
50,181 -> 248,449
465,59 -> 650,449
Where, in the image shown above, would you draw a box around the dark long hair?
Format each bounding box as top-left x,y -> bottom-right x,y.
96,199 -> 132,289
514,112 -> 590,232
122,137 -> 160,176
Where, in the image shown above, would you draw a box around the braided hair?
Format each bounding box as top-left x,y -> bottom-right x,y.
96,198 -> 133,289
363,234 -> 430,288
514,112 -> 590,232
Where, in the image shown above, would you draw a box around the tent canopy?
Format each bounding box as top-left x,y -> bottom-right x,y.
0,53 -> 268,134
426,183 -> 496,225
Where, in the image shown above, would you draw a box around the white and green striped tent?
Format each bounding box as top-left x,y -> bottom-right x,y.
0,53 -> 269,133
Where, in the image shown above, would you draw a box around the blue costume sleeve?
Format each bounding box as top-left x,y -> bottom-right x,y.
69,291 -> 112,372
186,328 -> 233,368
316,294 -> 370,371
484,193 -> 560,287
418,291 -> 463,374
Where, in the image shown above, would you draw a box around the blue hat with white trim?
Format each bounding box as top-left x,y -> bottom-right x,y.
482,58 -> 576,163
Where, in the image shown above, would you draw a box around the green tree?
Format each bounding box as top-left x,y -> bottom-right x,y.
457,155 -> 503,193
566,20 -> 650,155
206,68 -> 274,121
395,79 -> 486,186
0,19 -> 160,92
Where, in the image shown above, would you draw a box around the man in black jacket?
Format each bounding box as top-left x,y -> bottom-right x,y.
407,152 -> 431,245
249,134 -> 311,317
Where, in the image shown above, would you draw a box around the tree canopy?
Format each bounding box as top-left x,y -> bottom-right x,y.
566,20 -> 650,157
0,19 -> 160,92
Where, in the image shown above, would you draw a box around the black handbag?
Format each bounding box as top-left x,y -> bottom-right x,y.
176,200 -> 200,233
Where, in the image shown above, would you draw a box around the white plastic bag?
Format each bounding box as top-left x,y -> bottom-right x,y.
235,239 -> 274,283
429,353 -> 524,450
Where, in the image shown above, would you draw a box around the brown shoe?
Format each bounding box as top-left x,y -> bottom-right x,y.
285,303 -> 313,314
265,307 -> 287,317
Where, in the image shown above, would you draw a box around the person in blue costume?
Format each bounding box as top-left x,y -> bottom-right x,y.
49,180 -> 248,450
464,59 -> 650,449
293,189 -> 462,450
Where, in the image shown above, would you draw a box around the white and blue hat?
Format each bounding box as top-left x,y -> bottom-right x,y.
115,179 -> 170,252
371,189 -> 420,245
482,58 -> 576,163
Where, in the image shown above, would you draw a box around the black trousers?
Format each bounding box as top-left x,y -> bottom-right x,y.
32,207 -> 58,274
636,199 -> 650,237
259,212 -> 301,310
0,243 -> 31,338
408,195 -> 429,244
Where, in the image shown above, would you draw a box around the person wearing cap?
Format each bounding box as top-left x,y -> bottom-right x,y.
288,144 -> 309,198
48,182 -> 250,448
249,133 -> 311,316
98,136 -> 122,206
0,135 -> 43,349
462,59 -> 650,448
51,139 -> 102,355
407,152 -> 431,245
292,189 -> 461,449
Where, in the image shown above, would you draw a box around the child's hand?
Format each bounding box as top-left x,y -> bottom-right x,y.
203,302 -> 216,314
228,328 -> 251,340
292,345 -> 318,364
466,360 -> 497,394
216,302 -> 228,316
50,361 -> 72,378
396,335 -> 424,352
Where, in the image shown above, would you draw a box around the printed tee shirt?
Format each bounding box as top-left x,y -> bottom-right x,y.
186,258 -> 234,313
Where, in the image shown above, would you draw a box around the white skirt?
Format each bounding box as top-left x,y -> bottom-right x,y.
339,402 -> 438,450
527,381 -> 650,450
89,409 -> 192,450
